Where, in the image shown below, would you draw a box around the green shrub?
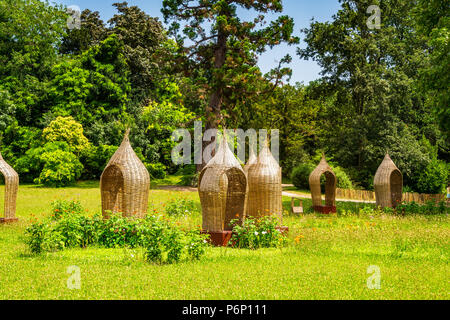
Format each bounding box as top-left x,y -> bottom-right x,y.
82,144 -> 118,180
229,216 -> 287,250
36,148 -> 83,187
51,200 -> 84,219
334,166 -> 353,189
25,222 -> 48,254
164,198 -> 198,216
23,201 -> 209,264
395,201 -> 448,215
146,163 -> 167,179
291,163 -> 315,190
415,157 -> 448,194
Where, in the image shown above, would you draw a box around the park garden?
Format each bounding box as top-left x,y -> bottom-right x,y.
0,0 -> 448,300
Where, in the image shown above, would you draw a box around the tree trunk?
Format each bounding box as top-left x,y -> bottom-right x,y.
198,31 -> 227,172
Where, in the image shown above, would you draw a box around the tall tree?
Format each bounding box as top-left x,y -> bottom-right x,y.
162,0 -> 299,167
415,0 -> 450,138
298,0 -> 444,189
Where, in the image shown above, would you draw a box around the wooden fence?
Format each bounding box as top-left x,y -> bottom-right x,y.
336,188 -> 446,204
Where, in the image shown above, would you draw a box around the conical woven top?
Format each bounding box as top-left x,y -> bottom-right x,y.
256,141 -> 280,170
107,129 -> 142,168
244,148 -> 257,174
204,136 -> 244,172
375,153 -> 399,176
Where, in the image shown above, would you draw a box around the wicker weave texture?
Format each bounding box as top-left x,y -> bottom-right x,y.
309,154 -> 337,207
100,130 -> 150,218
247,142 -> 283,221
243,148 -> 257,216
199,138 -> 247,232
374,153 -> 403,208
0,151 -> 19,220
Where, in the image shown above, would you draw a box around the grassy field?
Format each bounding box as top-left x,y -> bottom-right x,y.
0,182 -> 448,300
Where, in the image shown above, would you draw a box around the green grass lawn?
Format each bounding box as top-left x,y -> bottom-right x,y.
0,182 -> 448,300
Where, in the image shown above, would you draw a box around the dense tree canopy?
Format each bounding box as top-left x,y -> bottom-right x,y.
0,0 -> 447,192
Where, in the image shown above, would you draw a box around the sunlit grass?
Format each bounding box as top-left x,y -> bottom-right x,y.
0,182 -> 448,300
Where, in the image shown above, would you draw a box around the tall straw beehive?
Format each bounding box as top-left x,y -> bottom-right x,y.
243,148 -> 257,216
0,151 -> 19,223
100,129 -> 150,218
309,154 -> 336,209
199,137 -> 247,232
374,153 -> 403,208
247,141 -> 282,221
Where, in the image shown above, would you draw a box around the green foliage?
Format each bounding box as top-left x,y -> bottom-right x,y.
24,201 -> 209,264
291,163 -> 315,190
416,157 -> 448,194
333,166 -> 353,189
162,0 -> 299,141
36,145 -> 84,187
24,222 -> 48,254
42,116 -> 90,155
48,34 -> 131,136
164,198 -> 198,217
82,144 -> 118,180
298,0 -> 447,190
51,200 -> 85,220
146,163 -> 167,179
229,216 -> 287,250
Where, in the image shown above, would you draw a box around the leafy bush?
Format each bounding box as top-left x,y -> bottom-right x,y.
146,162 -> 167,179
42,116 -> 90,155
395,201 -> 448,215
333,166 -> 353,189
36,147 -> 83,187
415,157 -> 448,194
291,163 -> 315,190
25,222 -> 48,254
164,198 -> 198,216
24,201 -> 209,264
51,200 -> 84,219
229,216 -> 287,250
82,144 -> 118,180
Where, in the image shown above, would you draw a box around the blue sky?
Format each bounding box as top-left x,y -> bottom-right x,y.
51,0 -> 341,84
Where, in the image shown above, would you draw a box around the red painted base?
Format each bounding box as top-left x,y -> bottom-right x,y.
0,218 -> 19,224
313,206 -> 337,214
202,231 -> 233,247
203,226 -> 289,247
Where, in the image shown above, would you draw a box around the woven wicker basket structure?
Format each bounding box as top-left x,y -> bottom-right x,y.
0,151 -> 19,222
243,148 -> 257,216
199,137 -> 247,232
247,142 -> 283,221
100,129 -> 150,218
309,154 -> 336,212
374,153 -> 403,208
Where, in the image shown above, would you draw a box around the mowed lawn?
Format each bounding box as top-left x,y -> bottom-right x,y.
0,182 -> 448,300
